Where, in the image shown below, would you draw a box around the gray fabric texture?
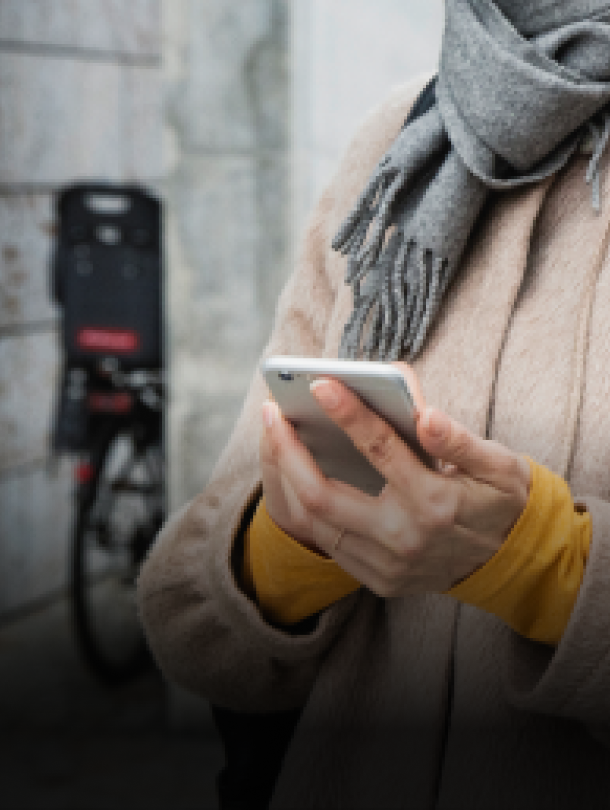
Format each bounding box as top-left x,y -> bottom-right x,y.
334,0 -> 610,361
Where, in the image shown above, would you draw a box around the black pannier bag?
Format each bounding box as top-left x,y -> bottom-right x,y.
51,183 -> 162,452
52,183 -> 162,369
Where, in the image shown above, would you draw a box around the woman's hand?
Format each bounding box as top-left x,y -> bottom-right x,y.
259,363 -> 531,595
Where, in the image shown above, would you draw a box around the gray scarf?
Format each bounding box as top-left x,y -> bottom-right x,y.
334,0 -> 610,361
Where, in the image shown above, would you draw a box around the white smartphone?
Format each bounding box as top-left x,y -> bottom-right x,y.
261,356 -> 436,496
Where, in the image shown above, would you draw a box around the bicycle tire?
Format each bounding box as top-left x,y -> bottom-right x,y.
71,424 -> 164,685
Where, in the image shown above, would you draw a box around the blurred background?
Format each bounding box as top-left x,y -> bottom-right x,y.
0,1 -> 442,807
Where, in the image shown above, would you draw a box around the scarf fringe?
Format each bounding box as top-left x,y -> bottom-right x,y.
334,151 -> 455,361
585,109 -> 610,212
338,222 -> 452,362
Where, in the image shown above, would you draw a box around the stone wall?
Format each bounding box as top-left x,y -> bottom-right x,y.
164,0 -> 292,507
0,2 -> 162,616
166,0 -> 443,511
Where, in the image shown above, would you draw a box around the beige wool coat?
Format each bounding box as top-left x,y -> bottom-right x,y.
138,77 -> 610,809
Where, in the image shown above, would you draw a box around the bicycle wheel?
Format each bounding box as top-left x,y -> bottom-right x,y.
71,426 -> 165,684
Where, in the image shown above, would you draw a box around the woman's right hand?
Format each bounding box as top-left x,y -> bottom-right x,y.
259,362 -> 429,555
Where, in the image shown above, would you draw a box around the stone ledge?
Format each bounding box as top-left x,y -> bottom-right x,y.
0,0 -> 161,58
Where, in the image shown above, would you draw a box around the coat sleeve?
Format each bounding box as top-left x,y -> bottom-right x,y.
136,186 -> 358,712
136,77 -> 429,712
501,494 -> 610,746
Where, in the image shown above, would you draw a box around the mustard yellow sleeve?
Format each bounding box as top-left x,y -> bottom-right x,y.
448,456 -> 592,646
243,496 -> 359,626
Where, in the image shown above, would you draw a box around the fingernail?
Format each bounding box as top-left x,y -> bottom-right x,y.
310,378 -> 340,410
423,407 -> 446,440
262,401 -> 276,429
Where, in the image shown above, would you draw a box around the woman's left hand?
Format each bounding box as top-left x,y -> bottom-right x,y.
266,362 -> 532,596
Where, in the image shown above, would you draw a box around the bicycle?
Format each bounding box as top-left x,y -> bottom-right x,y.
50,182 -> 164,684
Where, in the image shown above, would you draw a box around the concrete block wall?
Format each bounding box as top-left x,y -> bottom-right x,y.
165,0 -> 443,510
0,2 -> 162,616
164,0 -> 291,507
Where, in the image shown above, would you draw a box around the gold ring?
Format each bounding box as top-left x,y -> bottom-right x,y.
333,528 -> 346,552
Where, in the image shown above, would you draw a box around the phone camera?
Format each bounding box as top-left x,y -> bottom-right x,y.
278,372 -> 294,382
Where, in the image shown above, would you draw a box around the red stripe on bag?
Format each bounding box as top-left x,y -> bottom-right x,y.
77,328 -> 139,353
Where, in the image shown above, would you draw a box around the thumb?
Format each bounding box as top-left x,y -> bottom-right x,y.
417,406 -> 529,494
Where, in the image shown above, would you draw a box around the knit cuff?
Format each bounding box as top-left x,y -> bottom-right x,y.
447,457 -> 591,645
245,497 -> 360,626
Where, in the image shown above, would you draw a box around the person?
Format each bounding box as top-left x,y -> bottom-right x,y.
137,1 -> 610,807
